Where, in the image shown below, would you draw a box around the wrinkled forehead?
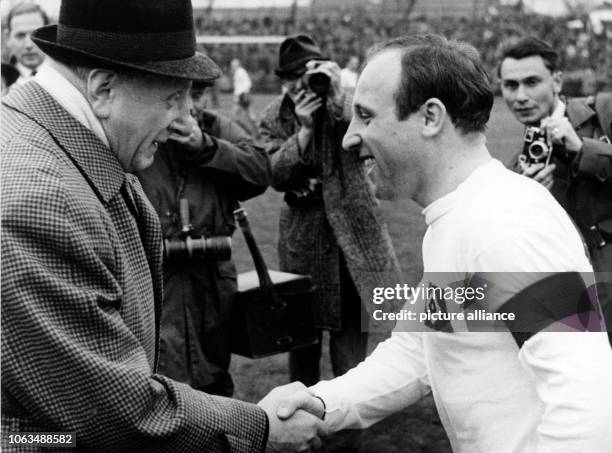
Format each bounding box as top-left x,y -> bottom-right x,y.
125,73 -> 191,91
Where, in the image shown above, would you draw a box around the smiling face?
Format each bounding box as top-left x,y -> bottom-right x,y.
499,55 -> 561,126
104,75 -> 191,172
7,11 -> 46,71
342,49 -> 426,202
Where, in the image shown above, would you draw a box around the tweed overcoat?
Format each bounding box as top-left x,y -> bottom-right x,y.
1,82 -> 268,452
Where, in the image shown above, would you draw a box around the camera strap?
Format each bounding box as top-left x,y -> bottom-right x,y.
234,207 -> 285,312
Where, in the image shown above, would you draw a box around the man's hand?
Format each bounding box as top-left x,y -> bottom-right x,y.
540,116 -> 582,153
258,382 -> 328,452
305,60 -> 343,106
294,89 -> 324,130
520,162 -> 556,191
168,115 -> 207,152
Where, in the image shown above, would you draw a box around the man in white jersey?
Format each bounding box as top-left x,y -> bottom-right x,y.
266,34 -> 612,453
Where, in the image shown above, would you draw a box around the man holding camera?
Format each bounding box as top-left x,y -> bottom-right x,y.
259,34 -> 401,452
137,78 -> 269,397
498,36 -> 612,344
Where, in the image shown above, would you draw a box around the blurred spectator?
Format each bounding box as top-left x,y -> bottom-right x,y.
340,55 -> 359,90
5,2 -> 49,83
194,8 -> 611,94
231,58 -> 259,137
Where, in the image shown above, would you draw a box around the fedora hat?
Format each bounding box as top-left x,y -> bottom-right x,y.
275,34 -> 328,78
31,0 -> 221,82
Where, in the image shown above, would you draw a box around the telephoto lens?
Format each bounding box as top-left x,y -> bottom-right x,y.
164,236 -> 232,262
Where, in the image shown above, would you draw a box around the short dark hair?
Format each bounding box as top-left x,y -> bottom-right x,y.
6,2 -> 50,31
496,36 -> 559,77
368,34 -> 493,134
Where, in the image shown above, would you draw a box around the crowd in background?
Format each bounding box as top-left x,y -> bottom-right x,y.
196,7 -> 612,94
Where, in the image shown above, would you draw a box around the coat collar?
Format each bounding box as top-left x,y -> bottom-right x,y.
2,81 -> 126,204
566,97 -> 596,130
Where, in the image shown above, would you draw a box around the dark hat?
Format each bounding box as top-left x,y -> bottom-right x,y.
275,34 -> 328,78
31,0 -> 221,82
2,63 -> 21,88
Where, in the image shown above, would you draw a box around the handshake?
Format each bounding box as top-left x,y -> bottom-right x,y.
258,382 -> 329,452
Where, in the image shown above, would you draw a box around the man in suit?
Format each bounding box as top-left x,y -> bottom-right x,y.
1,0 -> 325,451
4,2 -> 49,83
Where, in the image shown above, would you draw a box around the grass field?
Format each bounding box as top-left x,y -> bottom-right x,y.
213,93 -> 523,452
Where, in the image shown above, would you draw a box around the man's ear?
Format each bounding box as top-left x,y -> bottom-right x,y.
420,98 -> 446,138
552,70 -> 563,95
87,69 -> 118,119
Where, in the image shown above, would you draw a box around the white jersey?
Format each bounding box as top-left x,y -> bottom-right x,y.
312,159 -> 612,453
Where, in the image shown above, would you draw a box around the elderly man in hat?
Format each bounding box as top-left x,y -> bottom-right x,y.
1,1 -> 326,451
259,34 -> 402,453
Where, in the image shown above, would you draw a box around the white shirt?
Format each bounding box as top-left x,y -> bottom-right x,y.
312,159 -> 612,453
232,66 -> 252,97
34,61 -> 109,147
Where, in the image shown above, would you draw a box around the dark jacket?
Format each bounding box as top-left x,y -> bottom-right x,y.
547,93 -> 612,231
260,93 -> 402,331
1,82 -> 268,452
138,110 -> 269,393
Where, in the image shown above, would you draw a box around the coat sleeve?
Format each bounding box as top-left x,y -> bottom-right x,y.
0,149 -> 268,452
258,98 -> 315,192
568,93 -> 612,183
574,137 -> 612,183
184,112 -> 269,201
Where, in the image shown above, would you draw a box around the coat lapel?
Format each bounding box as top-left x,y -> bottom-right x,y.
2,81 -> 125,205
566,97 -> 597,132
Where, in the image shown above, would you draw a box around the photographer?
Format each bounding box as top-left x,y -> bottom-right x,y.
498,36 -> 612,344
137,78 -> 269,397
259,35 -> 401,452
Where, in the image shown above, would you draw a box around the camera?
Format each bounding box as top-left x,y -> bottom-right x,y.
302,62 -> 330,98
284,178 -> 323,206
164,236 -> 232,262
521,126 -> 556,166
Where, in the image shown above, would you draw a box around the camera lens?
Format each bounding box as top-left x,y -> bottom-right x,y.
307,73 -> 330,97
164,236 -> 231,261
528,141 -> 548,160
